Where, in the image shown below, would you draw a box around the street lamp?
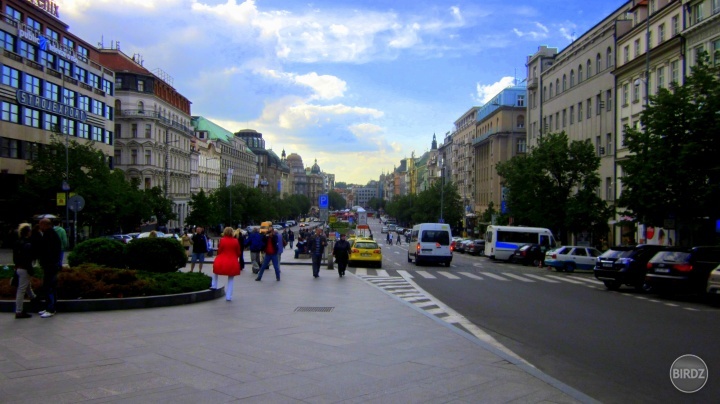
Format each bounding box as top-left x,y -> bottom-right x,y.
439,159 -> 445,223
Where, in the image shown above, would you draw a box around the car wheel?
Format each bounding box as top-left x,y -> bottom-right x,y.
564,263 -> 575,273
532,259 -> 542,267
415,257 -> 422,266
555,266 -> 564,272
603,280 -> 621,290
407,254 -> 412,263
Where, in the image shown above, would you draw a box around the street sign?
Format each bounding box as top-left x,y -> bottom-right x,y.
358,211 -> 367,225
57,192 -> 66,206
68,195 -> 85,212
319,208 -> 329,222
329,216 -> 337,223
319,194 -> 329,209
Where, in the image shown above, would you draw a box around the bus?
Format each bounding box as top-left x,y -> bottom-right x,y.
484,225 -> 556,260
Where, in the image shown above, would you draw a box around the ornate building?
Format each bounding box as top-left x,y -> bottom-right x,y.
233,129 -> 291,195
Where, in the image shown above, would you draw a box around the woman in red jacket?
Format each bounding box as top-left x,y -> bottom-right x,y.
212,227 -> 242,301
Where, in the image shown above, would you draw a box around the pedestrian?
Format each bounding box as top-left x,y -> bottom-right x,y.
189,226 -> 209,273
288,229 -> 295,249
294,236 -> 308,258
282,229 -> 288,249
181,232 -> 192,258
53,219 -> 68,267
211,227 -> 243,301
396,231 -> 401,245
247,227 -> 263,274
13,223 -> 37,318
149,230 -> 158,238
307,227 -> 327,278
256,227 -> 283,281
34,218 -> 61,318
386,232 -> 391,245
333,233 -> 352,277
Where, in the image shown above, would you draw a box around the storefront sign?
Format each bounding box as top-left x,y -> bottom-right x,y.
16,90 -> 87,122
24,0 -> 60,18
18,27 -> 78,63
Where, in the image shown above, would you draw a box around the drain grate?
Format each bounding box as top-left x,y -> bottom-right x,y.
295,306 -> 334,313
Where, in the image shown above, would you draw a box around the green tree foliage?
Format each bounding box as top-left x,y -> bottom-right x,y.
367,197 -> 386,211
17,136 -> 151,234
186,189 -> 217,227
618,55 -> 720,244
496,132 -> 611,242
67,238 -> 126,269
125,237 -> 187,273
328,190 -> 346,210
143,186 -> 177,226
384,180 -> 462,228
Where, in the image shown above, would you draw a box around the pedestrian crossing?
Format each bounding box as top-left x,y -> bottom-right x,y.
350,267 -> 604,286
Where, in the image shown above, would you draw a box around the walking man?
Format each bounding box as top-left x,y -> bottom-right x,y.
35,218 -> 61,318
288,229 -> 295,249
333,233 -> 352,277
256,228 -> 283,281
248,227 -> 264,274
189,226 -> 208,273
53,219 -> 68,267
308,227 -> 327,278
396,231 -> 401,245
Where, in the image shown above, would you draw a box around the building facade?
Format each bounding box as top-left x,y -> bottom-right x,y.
451,107 -> 478,215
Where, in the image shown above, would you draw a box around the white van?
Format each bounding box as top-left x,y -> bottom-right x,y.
407,223 -> 453,266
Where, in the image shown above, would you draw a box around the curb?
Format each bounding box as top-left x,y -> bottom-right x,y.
0,287 -> 225,313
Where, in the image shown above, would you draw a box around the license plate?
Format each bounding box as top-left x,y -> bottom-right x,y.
361,253 -> 371,257
603,262 -> 613,268
655,268 -> 670,273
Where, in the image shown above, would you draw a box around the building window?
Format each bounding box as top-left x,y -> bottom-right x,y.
19,41 -> 37,61
92,126 -> 104,142
114,150 -> 121,164
115,124 -> 121,138
587,98 -> 592,119
102,79 -> 113,95
0,137 -> 19,159
606,177 -> 613,200
77,46 -> 89,61
623,46 -> 629,63
62,89 -> 76,106
1,66 -> 19,88
650,0 -> 656,13
657,66 -> 665,90
578,65 -> 583,82
555,112 -> 559,130
570,106 -> 575,124
44,27 -> 58,41
713,39 -> 720,66
74,66 -> 88,83
61,118 -> 75,136
549,83 -> 553,98
606,90 -> 612,112
23,74 -> 40,95
132,123 -> 138,138
145,150 -> 152,164
622,83 -> 629,105
517,115 -> 524,128
138,80 -> 145,92
671,15 -> 679,35
138,101 -> 144,113
670,60 -> 679,84
517,139 -> 526,153
556,78 -> 560,94
78,96 -> 90,111
633,80 -> 640,102
23,108 -> 40,128
562,109 -> 567,127
92,99 -> 104,115
634,39 -> 640,57
695,45 -> 705,63
77,122 -> 89,139
44,82 -> 59,101
648,29 -> 653,50
145,124 -> 151,138
606,133 -> 613,156
562,74 -> 567,91
714,0 -> 720,14
692,3 -> 704,25
587,59 -> 592,77
57,58 -> 71,76
596,94 -> 602,115
26,17 -> 41,31
578,102 -> 583,122
44,113 -> 59,131
570,70 -> 575,86
131,149 -> 138,165
23,142 -> 40,160
0,31 -> 15,52
517,94 -> 525,107
5,6 -> 21,22
658,23 -> 665,44
89,73 -> 101,89
42,52 -> 56,70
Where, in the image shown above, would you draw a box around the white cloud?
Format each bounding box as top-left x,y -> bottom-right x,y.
559,24 -> 578,42
512,22 -> 549,40
277,104 -> 383,130
256,69 -> 347,100
475,77 -> 515,104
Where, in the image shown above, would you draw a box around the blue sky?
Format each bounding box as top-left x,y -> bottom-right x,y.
59,0 -> 627,184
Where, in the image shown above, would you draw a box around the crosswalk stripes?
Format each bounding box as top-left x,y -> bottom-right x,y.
479,271 -> 510,281
376,269 -> 390,277
437,271 -> 460,279
502,273 -> 535,282
524,274 -> 561,283
415,271 -> 436,279
546,275 -> 585,284
458,272 -> 483,280
568,276 -> 604,285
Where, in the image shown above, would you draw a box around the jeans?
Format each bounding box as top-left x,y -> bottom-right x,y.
15,268 -> 36,313
42,268 -> 58,313
250,251 -> 262,271
312,254 -> 322,277
257,253 -> 280,280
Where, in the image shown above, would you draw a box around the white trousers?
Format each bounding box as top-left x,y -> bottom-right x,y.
211,274 -> 234,301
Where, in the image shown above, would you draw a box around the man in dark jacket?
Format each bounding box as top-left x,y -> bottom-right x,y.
332,233 -> 352,277
248,227 -> 264,274
256,228 -> 284,281
307,228 -> 327,278
189,227 -> 209,273
35,218 -> 61,318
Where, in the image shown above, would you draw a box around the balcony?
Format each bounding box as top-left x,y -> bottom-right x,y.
527,77 -> 538,90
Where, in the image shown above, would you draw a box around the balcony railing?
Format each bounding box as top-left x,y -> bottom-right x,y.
118,109 -> 194,135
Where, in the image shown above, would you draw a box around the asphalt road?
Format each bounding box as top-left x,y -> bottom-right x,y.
367,220 -> 719,403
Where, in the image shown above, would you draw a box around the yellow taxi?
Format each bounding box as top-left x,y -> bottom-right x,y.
349,239 -> 382,268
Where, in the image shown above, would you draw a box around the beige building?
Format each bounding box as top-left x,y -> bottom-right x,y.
472,85 -> 527,222
682,0 -> 720,69
451,107 -> 478,214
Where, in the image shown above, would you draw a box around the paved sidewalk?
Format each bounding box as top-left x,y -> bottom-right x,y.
0,248 -> 596,403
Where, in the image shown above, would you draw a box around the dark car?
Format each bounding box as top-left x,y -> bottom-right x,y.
645,246 -> 720,295
453,239 -> 468,253
593,245 -> 668,291
466,240 -> 486,256
509,244 -> 546,266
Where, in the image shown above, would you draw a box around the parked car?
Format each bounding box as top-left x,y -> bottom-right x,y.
272,224 -> 283,231
136,231 -> 166,239
450,237 -> 463,252
460,239 -> 474,254
509,244 -> 546,266
285,220 -> 297,227
349,239 -> 382,268
466,239 -> 485,256
707,264 -> 720,304
545,246 -> 602,272
593,245 -> 668,291
645,246 -> 720,296
453,238 -> 468,253
381,226 -> 388,234
104,234 -> 133,244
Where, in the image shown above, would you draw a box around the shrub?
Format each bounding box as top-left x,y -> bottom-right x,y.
68,238 -> 126,268
57,264 -> 151,299
125,237 -> 187,273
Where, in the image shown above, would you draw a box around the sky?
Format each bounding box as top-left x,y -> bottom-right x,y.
57,0 -> 627,184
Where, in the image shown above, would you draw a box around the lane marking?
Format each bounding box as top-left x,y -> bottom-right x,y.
376,270 -> 389,277
473,263 -> 484,267
355,268 -> 367,276
437,271 -> 461,279
415,271 -> 437,279
397,270 -> 414,279
546,275 -> 584,284
568,276 -> 604,285
502,273 -> 535,282
479,272 -> 510,281
524,274 -> 560,283
458,272 -> 483,280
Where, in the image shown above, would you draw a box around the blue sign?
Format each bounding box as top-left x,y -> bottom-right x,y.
501,201 -> 508,214
319,194 -> 329,209
439,218 -> 444,223
348,216 -> 354,223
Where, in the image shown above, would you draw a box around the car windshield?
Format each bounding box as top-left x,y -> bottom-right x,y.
599,249 -> 633,259
355,242 -> 378,249
649,251 -> 690,263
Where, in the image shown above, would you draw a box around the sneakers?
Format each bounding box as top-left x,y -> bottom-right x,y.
40,311 -> 56,318
15,312 -> 32,319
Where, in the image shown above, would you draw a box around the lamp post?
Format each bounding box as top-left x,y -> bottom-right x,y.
439,161 -> 445,223
58,124 -> 70,240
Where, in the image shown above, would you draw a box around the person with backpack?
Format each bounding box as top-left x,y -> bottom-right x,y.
189,227 -> 208,274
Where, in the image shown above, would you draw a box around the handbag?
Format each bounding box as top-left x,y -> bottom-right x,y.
11,270 -> 19,287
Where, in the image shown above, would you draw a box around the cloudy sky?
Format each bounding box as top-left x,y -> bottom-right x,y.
58,0 -> 626,184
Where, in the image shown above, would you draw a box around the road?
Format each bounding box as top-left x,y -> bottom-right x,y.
351,220 -> 719,403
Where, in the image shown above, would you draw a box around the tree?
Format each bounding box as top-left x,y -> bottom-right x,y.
144,186 -> 176,227
384,181 -> 462,228
328,190 -> 346,210
496,132 -> 611,243
335,182 -> 348,189
186,189 -> 217,227
367,197 -> 385,211
617,55 -> 720,245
